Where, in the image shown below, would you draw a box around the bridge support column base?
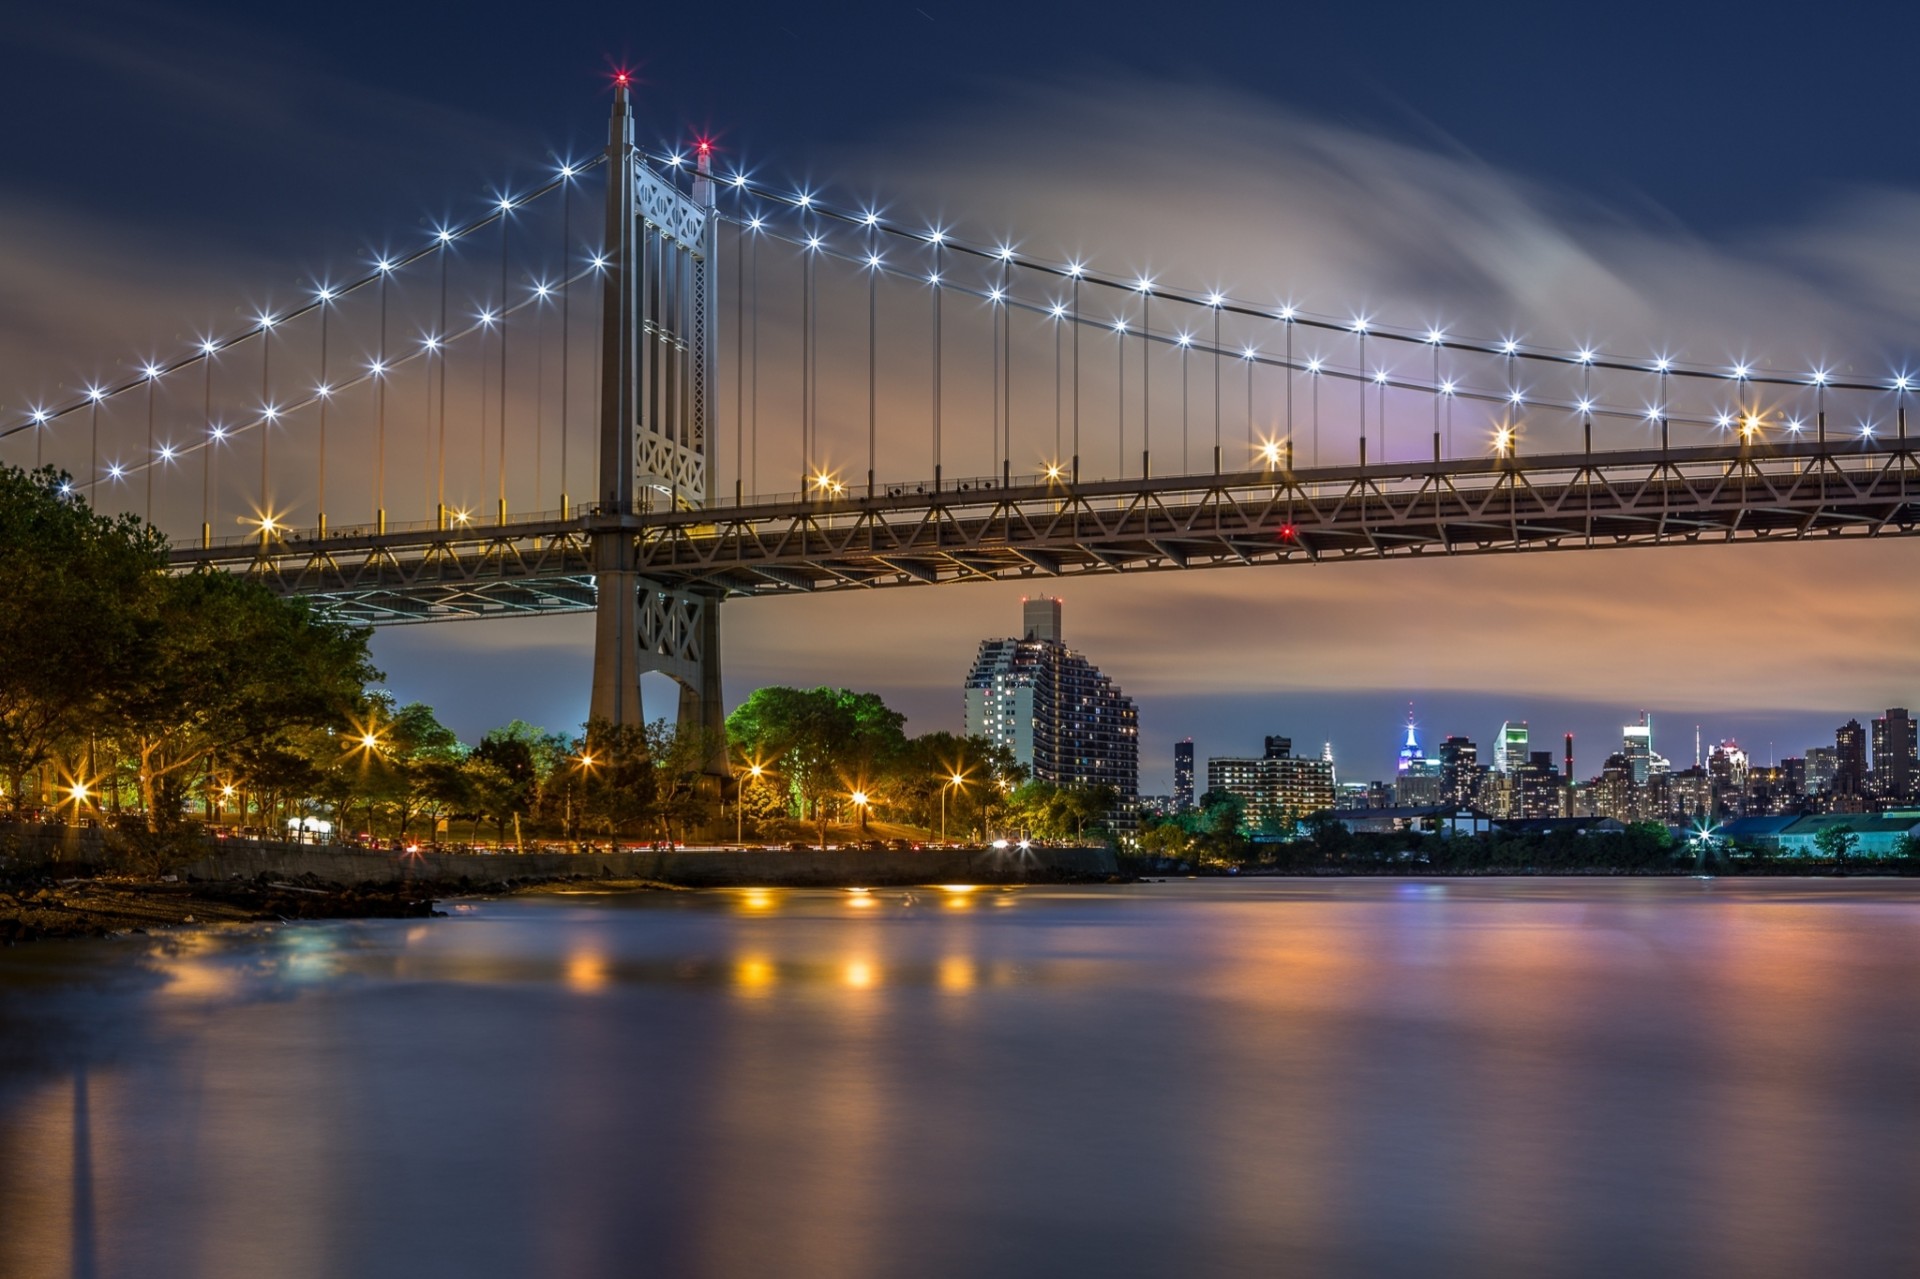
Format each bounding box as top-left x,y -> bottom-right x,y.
589,571 -> 729,778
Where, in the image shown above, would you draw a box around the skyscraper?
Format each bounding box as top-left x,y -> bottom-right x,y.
1174,739 -> 1195,811
1438,735 -> 1480,808
963,598 -> 1139,798
1623,713 -> 1654,785
1872,709 -> 1917,802
1834,719 -> 1868,798
1395,712 -> 1443,805
1516,751 -> 1564,818
1498,721 -> 1530,773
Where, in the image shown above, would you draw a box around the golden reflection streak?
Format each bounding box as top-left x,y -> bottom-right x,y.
938,957 -> 976,992
842,959 -> 877,990
564,952 -> 610,993
733,955 -> 776,997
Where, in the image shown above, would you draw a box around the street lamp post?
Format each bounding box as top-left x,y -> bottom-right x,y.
739,763 -> 764,845
571,751 -> 597,852
941,771 -> 967,843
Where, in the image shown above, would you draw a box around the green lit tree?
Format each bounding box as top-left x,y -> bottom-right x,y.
1813,822 -> 1859,865
0,465 -> 165,813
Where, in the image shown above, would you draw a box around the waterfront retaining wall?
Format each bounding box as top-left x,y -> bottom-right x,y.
2,827 -> 1118,888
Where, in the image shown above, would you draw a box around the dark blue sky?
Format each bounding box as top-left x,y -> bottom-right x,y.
8,0 -> 1914,249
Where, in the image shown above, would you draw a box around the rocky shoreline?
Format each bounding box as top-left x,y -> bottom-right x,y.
0,873 -> 447,945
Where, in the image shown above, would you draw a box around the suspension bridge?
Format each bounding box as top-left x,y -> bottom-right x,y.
6,83 -> 1918,763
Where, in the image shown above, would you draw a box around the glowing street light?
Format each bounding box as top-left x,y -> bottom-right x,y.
941,769 -> 970,843
733,758 -> 770,844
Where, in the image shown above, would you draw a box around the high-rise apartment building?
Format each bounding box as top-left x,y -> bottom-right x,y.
1594,753 -> 1639,822
1833,720 -> 1869,798
1515,750 -> 1564,818
1207,737 -> 1336,830
1438,735 -> 1481,808
1174,739 -> 1195,811
1872,709 -> 1917,801
1805,746 -> 1839,793
964,599 -> 1139,798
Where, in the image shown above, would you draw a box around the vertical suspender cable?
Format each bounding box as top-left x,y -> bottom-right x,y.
992,268 -> 1001,481
201,352 -> 212,547
1180,332 -> 1189,474
1072,274 -> 1081,482
1117,319 -> 1125,480
377,269 -> 388,530
1357,331 -> 1367,466
1431,341 -> 1440,461
1378,370 -> 1387,461
1246,350 -> 1254,461
561,179 -> 571,516
498,216 -> 508,522
437,248 -> 449,526
535,273 -> 544,508
1141,291 -> 1150,478
868,220 -> 877,497
808,232 -> 818,486
259,319 -> 270,519
144,376 -> 154,524
1002,256 -> 1012,484
738,215 -> 748,504
802,234 -> 812,489
1211,303 -> 1220,474
317,297 -> 328,533
420,319 -> 431,527
749,223 -> 759,497
1285,320 -> 1294,463
933,241 -> 943,489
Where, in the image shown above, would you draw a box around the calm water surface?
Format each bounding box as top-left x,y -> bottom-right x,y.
2,878 -> 1919,1278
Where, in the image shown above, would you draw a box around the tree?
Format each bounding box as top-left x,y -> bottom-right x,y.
727,687 -> 908,846
470,723 -> 544,843
1813,822 -> 1859,864
645,718 -> 720,843
110,570 -> 376,832
369,701 -> 463,838
0,465 -> 166,812
575,720 -> 658,840
1136,818 -> 1197,862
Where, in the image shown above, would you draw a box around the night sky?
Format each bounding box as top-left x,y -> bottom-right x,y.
5,0 -> 1919,787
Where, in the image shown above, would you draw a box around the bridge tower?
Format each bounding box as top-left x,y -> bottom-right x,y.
588,83 -> 726,769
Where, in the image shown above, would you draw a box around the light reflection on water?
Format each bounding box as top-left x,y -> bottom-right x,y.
2,879 -> 1920,1278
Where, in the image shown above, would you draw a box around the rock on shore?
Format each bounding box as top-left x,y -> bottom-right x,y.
0,874 -> 438,945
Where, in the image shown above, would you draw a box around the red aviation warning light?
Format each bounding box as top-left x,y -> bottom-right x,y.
1279,524 -> 1297,541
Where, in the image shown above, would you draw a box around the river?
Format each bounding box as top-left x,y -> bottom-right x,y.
2,879 -> 1918,1278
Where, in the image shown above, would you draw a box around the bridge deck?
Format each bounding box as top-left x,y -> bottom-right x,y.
167,440 -> 1920,623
